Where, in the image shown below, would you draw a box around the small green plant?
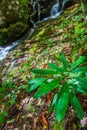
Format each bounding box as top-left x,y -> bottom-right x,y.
28,54 -> 87,122
0,81 -> 25,124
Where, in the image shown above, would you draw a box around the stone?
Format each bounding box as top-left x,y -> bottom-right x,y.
0,0 -> 30,28
0,0 -> 29,45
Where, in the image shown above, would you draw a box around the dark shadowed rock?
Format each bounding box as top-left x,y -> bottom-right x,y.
0,0 -> 29,45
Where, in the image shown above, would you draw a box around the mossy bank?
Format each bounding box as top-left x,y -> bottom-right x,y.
1,4 -> 87,83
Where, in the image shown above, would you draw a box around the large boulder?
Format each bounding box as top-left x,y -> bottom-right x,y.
0,0 -> 29,45
0,0 -> 29,28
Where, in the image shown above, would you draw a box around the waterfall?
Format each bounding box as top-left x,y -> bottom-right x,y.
0,28 -> 34,61
30,0 -> 68,25
0,0 -> 68,61
51,0 -> 67,18
51,2 -> 60,18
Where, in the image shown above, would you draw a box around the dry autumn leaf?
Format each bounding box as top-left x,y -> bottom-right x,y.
41,112 -> 48,128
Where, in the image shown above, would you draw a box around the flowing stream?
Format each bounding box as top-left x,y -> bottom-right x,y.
0,0 -> 67,62
0,28 -> 34,61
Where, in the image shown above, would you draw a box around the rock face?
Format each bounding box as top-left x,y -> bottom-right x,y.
0,0 -> 29,45
0,0 -> 19,28
0,0 -> 29,28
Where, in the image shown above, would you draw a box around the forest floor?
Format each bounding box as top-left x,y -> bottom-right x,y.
0,3 -> 87,130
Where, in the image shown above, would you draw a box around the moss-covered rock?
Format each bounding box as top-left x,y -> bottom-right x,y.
0,0 -> 29,28
0,22 -> 29,46
0,0 -> 29,45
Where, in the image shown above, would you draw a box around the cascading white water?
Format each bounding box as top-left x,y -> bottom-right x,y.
51,3 -> 60,18
51,0 -> 67,18
0,28 -> 34,61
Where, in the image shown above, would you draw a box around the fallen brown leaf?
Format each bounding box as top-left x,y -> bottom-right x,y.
41,112 -> 48,128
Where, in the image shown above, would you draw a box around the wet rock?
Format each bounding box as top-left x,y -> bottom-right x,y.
0,22 -> 29,46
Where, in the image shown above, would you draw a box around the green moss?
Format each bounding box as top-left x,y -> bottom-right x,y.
0,22 -> 29,45
34,27 -> 52,41
53,121 -> 64,130
36,29 -> 45,38
29,44 -> 38,54
75,22 -> 87,35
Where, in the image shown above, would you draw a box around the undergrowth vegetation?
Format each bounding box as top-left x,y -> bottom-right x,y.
29,54 -> 87,122
0,54 -> 87,125
0,2 -> 87,129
